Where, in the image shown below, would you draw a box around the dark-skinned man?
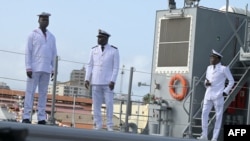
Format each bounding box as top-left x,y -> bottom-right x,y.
22,12 -> 57,125
197,49 -> 234,141
85,29 -> 120,131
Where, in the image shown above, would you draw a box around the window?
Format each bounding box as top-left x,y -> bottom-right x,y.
158,18 -> 190,67
155,17 -> 191,73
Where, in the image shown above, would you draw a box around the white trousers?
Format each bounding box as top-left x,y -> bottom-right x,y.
201,96 -> 224,140
92,85 -> 114,128
23,72 -> 50,121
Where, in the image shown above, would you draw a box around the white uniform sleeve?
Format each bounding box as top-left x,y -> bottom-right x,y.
111,49 -> 120,83
223,66 -> 235,94
25,33 -> 33,71
85,49 -> 94,81
204,66 -> 209,88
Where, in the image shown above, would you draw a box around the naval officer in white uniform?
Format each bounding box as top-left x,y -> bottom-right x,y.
198,49 -> 234,141
22,12 -> 57,124
85,29 -> 120,131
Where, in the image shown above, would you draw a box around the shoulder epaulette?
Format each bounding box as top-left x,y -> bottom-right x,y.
111,45 -> 117,49
33,29 -> 39,33
92,45 -> 98,49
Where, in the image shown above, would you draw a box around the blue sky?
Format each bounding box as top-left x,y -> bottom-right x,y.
0,0 -> 249,100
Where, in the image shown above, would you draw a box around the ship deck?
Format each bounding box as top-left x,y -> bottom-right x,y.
0,121 -> 198,141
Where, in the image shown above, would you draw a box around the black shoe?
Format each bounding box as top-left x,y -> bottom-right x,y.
38,120 -> 46,125
22,119 -> 31,124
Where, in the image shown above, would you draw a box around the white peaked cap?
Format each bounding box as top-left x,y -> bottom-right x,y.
211,49 -> 223,58
97,29 -> 111,37
37,12 -> 51,17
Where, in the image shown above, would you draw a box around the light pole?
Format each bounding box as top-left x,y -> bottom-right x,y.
71,93 -> 76,127
119,99 -> 124,131
49,56 -> 58,125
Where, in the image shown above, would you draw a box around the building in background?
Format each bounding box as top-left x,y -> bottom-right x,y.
0,82 -> 10,90
48,67 -> 90,98
70,67 -> 86,86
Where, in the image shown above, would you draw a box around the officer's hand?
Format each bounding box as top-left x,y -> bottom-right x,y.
26,71 -> 32,78
51,73 -> 54,81
223,92 -> 228,100
109,81 -> 115,90
205,80 -> 211,86
85,80 -> 89,89
223,92 -> 227,97
205,82 -> 211,86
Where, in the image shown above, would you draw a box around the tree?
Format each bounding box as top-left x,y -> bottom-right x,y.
142,93 -> 154,104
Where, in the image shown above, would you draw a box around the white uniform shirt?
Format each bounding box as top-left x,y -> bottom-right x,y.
25,28 -> 57,73
204,63 -> 235,100
85,44 -> 120,85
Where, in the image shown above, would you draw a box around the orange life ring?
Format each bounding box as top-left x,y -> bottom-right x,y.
169,74 -> 188,101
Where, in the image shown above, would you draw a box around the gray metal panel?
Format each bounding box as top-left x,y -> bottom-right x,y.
150,8 -> 197,138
